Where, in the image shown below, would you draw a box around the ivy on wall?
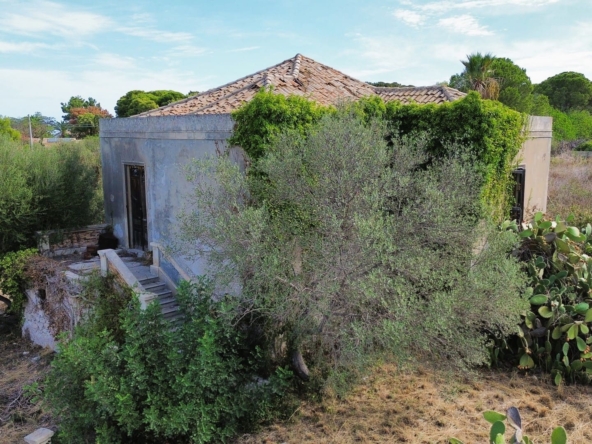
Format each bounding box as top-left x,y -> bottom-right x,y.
230,89 -> 527,220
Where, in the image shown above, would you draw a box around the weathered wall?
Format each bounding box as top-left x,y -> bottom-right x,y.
36,224 -> 107,257
517,116 -> 552,217
100,115 -> 238,276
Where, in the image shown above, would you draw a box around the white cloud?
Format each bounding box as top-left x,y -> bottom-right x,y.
344,33 -> 423,79
118,27 -> 194,43
417,0 -> 561,13
0,1 -> 196,48
0,40 -> 53,53
227,46 -> 260,52
393,9 -> 426,27
438,14 -> 493,36
169,45 -> 208,57
0,67 -> 211,118
94,53 -> 137,70
0,1 -> 112,38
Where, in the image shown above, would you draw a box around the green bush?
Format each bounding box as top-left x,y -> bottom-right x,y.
497,214 -> 592,385
45,277 -> 290,443
228,87 -> 329,161
179,111 -> 527,393
0,248 -> 37,315
576,140 -> 592,151
230,90 -> 526,221
0,135 -> 103,255
382,92 -> 526,219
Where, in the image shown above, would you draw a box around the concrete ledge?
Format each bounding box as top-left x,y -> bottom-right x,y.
100,114 -> 235,136
24,427 -> 54,444
101,130 -> 234,140
98,249 -> 142,289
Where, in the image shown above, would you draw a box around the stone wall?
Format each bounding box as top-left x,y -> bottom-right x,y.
37,224 -> 107,257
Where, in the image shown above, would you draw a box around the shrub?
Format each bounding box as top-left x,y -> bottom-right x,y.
498,214 -> 592,385
0,135 -> 103,255
228,87 -> 329,162
179,110 -> 527,393
0,248 -> 37,316
576,140 -> 592,151
45,277 -> 289,443
230,90 -> 526,221
383,92 -> 526,219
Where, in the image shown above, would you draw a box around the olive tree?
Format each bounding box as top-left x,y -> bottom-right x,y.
177,111 -> 527,388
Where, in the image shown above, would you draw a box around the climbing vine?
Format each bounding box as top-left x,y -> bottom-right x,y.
230,89 -> 527,220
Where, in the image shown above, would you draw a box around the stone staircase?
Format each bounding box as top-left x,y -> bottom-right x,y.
67,252 -> 181,322
137,275 -> 182,322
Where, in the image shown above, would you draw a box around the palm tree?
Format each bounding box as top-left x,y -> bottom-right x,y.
455,53 -> 500,100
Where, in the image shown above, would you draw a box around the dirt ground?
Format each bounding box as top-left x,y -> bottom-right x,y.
0,322 -> 55,444
236,364 -> 592,444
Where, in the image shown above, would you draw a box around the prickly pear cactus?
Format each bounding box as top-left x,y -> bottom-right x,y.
449,406 -> 567,443
498,213 -> 592,385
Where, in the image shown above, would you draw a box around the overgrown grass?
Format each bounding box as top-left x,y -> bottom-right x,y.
547,152 -> 592,227
235,364 -> 592,443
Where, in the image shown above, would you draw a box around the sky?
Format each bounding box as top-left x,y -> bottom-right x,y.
1,0 -> 591,119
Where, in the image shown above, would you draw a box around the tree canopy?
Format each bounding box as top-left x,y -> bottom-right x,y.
60,96 -> 100,121
449,52 -> 500,100
10,113 -> 56,140
114,90 -> 187,117
490,58 -> 533,113
534,71 -> 592,112
0,117 -> 20,141
68,106 -> 112,138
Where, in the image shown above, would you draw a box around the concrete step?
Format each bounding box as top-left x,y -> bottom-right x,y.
164,310 -> 184,322
138,276 -> 159,285
153,289 -> 172,298
161,304 -> 180,316
158,295 -> 177,305
143,282 -> 166,292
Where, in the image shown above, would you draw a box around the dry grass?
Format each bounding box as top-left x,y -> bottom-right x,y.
236,364 -> 592,444
0,329 -> 54,443
547,152 -> 592,226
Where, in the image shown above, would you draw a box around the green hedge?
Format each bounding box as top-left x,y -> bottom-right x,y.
230,89 -> 526,220
383,92 -> 526,218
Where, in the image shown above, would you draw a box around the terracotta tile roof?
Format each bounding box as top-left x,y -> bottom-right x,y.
136,54 -> 464,117
374,86 -> 466,104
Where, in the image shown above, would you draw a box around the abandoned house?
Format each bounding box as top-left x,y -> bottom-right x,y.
99,53 -> 552,282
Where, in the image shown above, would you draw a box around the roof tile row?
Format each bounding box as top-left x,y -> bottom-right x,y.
137,54 -> 466,117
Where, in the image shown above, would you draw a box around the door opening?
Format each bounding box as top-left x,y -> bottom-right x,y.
125,165 -> 148,250
511,167 -> 526,224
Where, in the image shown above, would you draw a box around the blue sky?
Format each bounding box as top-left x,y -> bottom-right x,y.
0,0 -> 590,119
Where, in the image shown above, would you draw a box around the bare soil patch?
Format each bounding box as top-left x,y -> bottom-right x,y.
0,328 -> 54,443
236,364 -> 592,443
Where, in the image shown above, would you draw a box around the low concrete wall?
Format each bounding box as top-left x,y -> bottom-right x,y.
36,224 -> 107,257
100,114 -> 240,276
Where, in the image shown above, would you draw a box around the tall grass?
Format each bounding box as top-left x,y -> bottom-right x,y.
547,152 -> 592,227
0,136 -> 103,254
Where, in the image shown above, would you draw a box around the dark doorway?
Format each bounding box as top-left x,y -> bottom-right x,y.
511,167 -> 526,224
125,165 -> 148,250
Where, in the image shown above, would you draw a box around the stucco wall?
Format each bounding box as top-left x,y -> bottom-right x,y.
517,116 -> 552,217
100,114 -> 238,276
